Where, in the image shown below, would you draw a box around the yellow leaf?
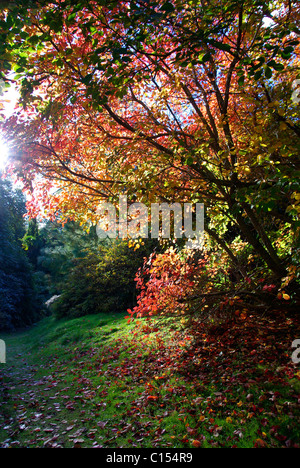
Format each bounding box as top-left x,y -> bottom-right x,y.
282,293 -> 290,301
279,122 -> 288,131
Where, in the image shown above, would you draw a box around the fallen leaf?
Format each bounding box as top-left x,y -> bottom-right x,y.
254,438 -> 267,448
192,439 -> 201,448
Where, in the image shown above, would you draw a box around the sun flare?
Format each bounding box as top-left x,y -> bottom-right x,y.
0,138 -> 9,170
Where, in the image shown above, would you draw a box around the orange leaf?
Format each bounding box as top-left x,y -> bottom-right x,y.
254,438 -> 267,448
192,439 -> 201,448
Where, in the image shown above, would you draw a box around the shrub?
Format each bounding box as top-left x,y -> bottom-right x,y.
52,240 -> 157,318
127,247 -> 209,320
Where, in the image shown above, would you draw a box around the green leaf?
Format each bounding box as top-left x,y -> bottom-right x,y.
283,46 -> 294,54
28,35 -> 40,46
238,75 -> 245,86
265,67 -> 272,79
67,12 -> 77,23
185,156 -> 194,166
254,70 -> 263,81
201,52 -> 211,63
252,57 -> 265,70
267,60 -> 284,71
209,40 -> 231,52
160,2 -> 175,13
281,52 -> 292,60
179,60 -> 190,68
51,19 -> 63,33
82,73 -> 93,85
271,62 -> 284,71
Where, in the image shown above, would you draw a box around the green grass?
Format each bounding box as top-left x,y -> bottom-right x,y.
0,312 -> 299,448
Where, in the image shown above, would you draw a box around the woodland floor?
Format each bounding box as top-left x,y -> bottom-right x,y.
0,310 -> 300,448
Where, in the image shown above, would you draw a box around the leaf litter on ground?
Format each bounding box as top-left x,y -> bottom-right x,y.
0,311 -> 299,448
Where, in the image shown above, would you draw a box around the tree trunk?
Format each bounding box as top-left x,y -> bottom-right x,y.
234,209 -> 287,278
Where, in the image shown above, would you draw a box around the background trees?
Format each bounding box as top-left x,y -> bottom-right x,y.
0,179 -> 40,330
37,221 -> 158,318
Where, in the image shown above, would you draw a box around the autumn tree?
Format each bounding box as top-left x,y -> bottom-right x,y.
1,0 -> 300,284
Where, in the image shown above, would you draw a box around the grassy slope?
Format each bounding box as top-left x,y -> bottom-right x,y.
0,311 -> 299,448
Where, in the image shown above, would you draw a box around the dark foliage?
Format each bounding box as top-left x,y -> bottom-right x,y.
51,237 -> 158,318
0,179 -> 41,331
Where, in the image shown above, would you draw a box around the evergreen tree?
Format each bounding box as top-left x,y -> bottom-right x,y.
0,179 -> 40,330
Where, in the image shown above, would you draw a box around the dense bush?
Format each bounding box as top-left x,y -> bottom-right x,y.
51,239 -> 158,318
128,234 -> 300,323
